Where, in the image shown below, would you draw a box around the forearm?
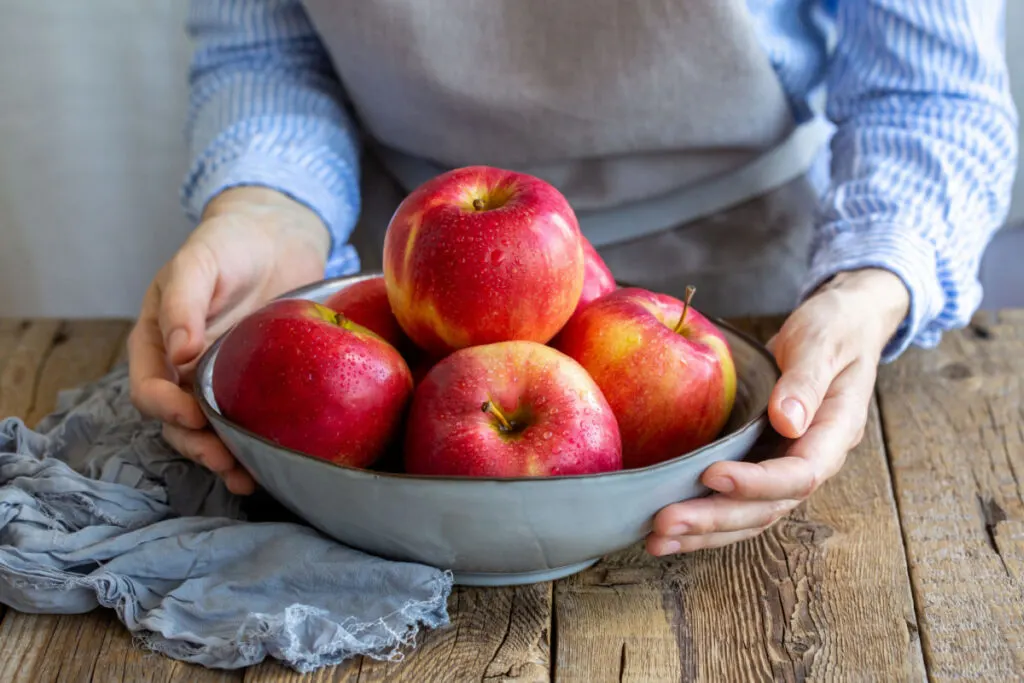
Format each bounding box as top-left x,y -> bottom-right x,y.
182,0 -> 362,276
806,0 -> 1019,361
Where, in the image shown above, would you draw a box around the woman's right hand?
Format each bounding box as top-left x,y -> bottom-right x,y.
127,186 -> 332,494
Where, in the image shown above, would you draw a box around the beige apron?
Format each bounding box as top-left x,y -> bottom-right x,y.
303,0 -> 830,318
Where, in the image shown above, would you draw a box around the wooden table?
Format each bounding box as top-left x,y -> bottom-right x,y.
0,313 -> 1022,682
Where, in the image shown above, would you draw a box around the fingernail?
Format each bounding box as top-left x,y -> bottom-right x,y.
667,523 -> 690,536
782,398 -> 806,432
707,476 -> 734,493
167,328 -> 189,357
661,540 -> 681,555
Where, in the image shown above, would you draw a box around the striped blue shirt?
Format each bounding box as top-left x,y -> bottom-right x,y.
181,0 -> 1018,361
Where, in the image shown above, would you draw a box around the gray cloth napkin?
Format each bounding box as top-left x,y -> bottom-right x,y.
0,365 -> 452,672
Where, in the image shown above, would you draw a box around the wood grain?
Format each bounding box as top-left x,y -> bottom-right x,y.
25,320 -> 131,426
244,584 -> 552,683
0,610 -> 242,683
0,318 -> 238,682
878,311 -> 1024,680
552,316 -> 925,682
0,613 -> 63,682
0,319 -> 62,420
0,319 -> 28,376
0,319 -> 129,426
88,609 -> 243,683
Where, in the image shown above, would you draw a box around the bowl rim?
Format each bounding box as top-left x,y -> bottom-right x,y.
193,273 -> 781,484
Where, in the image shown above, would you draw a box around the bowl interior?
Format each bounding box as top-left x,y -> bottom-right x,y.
194,273 -> 780,482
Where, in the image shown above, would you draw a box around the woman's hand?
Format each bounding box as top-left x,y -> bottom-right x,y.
127,187 -> 331,494
647,268 -> 910,555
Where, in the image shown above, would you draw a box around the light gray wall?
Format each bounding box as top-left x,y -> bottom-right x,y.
0,2 -> 1021,318
0,1 -> 192,319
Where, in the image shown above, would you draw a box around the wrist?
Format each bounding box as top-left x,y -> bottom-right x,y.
815,268 -> 910,343
204,185 -> 316,218
203,186 -> 332,261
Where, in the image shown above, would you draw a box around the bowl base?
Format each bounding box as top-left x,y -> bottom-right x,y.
453,559 -> 598,586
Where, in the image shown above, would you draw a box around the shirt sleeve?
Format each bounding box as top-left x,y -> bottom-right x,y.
181,0 -> 362,277
804,0 -> 1019,361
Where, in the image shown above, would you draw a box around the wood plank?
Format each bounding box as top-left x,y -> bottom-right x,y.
244,584 -> 552,683
877,310 -> 1024,680
0,319 -> 28,376
552,316 -> 925,682
0,318 -> 62,420
0,318 -> 237,681
89,609 -> 243,683
0,613 -> 63,682
0,318 -> 129,427
25,319 -> 131,426
0,610 -> 241,683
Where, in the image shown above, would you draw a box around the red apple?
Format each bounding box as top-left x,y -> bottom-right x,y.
552,287 -> 736,469
550,237 -> 618,348
212,298 -> 413,468
382,166 -> 585,356
323,276 -> 412,352
576,236 -> 617,314
403,340 -> 622,477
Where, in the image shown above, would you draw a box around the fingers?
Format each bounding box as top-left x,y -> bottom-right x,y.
127,287 -> 206,429
651,495 -> 800,538
647,527 -> 769,556
701,359 -> 875,501
161,423 -> 234,472
221,468 -> 258,497
162,424 -> 256,495
768,316 -> 853,439
647,495 -> 796,555
781,357 -> 875,473
158,242 -> 220,367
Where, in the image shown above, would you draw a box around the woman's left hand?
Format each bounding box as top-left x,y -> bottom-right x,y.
647,268 -> 910,556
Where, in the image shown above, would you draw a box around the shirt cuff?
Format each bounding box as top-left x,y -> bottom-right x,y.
182,141 -> 362,278
800,223 -> 946,362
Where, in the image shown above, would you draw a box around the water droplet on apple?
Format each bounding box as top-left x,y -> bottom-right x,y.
542,431 -> 552,440
489,250 -> 505,266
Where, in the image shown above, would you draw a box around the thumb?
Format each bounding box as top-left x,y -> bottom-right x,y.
158,242 -> 219,366
768,325 -> 852,440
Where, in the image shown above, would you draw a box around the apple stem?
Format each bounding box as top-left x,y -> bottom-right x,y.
472,198 -> 486,211
481,400 -> 513,431
674,285 -> 696,333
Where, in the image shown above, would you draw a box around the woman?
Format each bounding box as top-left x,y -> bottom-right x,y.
128,0 -> 1017,556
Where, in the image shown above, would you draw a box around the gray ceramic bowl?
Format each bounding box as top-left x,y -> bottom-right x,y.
195,274 -> 781,586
